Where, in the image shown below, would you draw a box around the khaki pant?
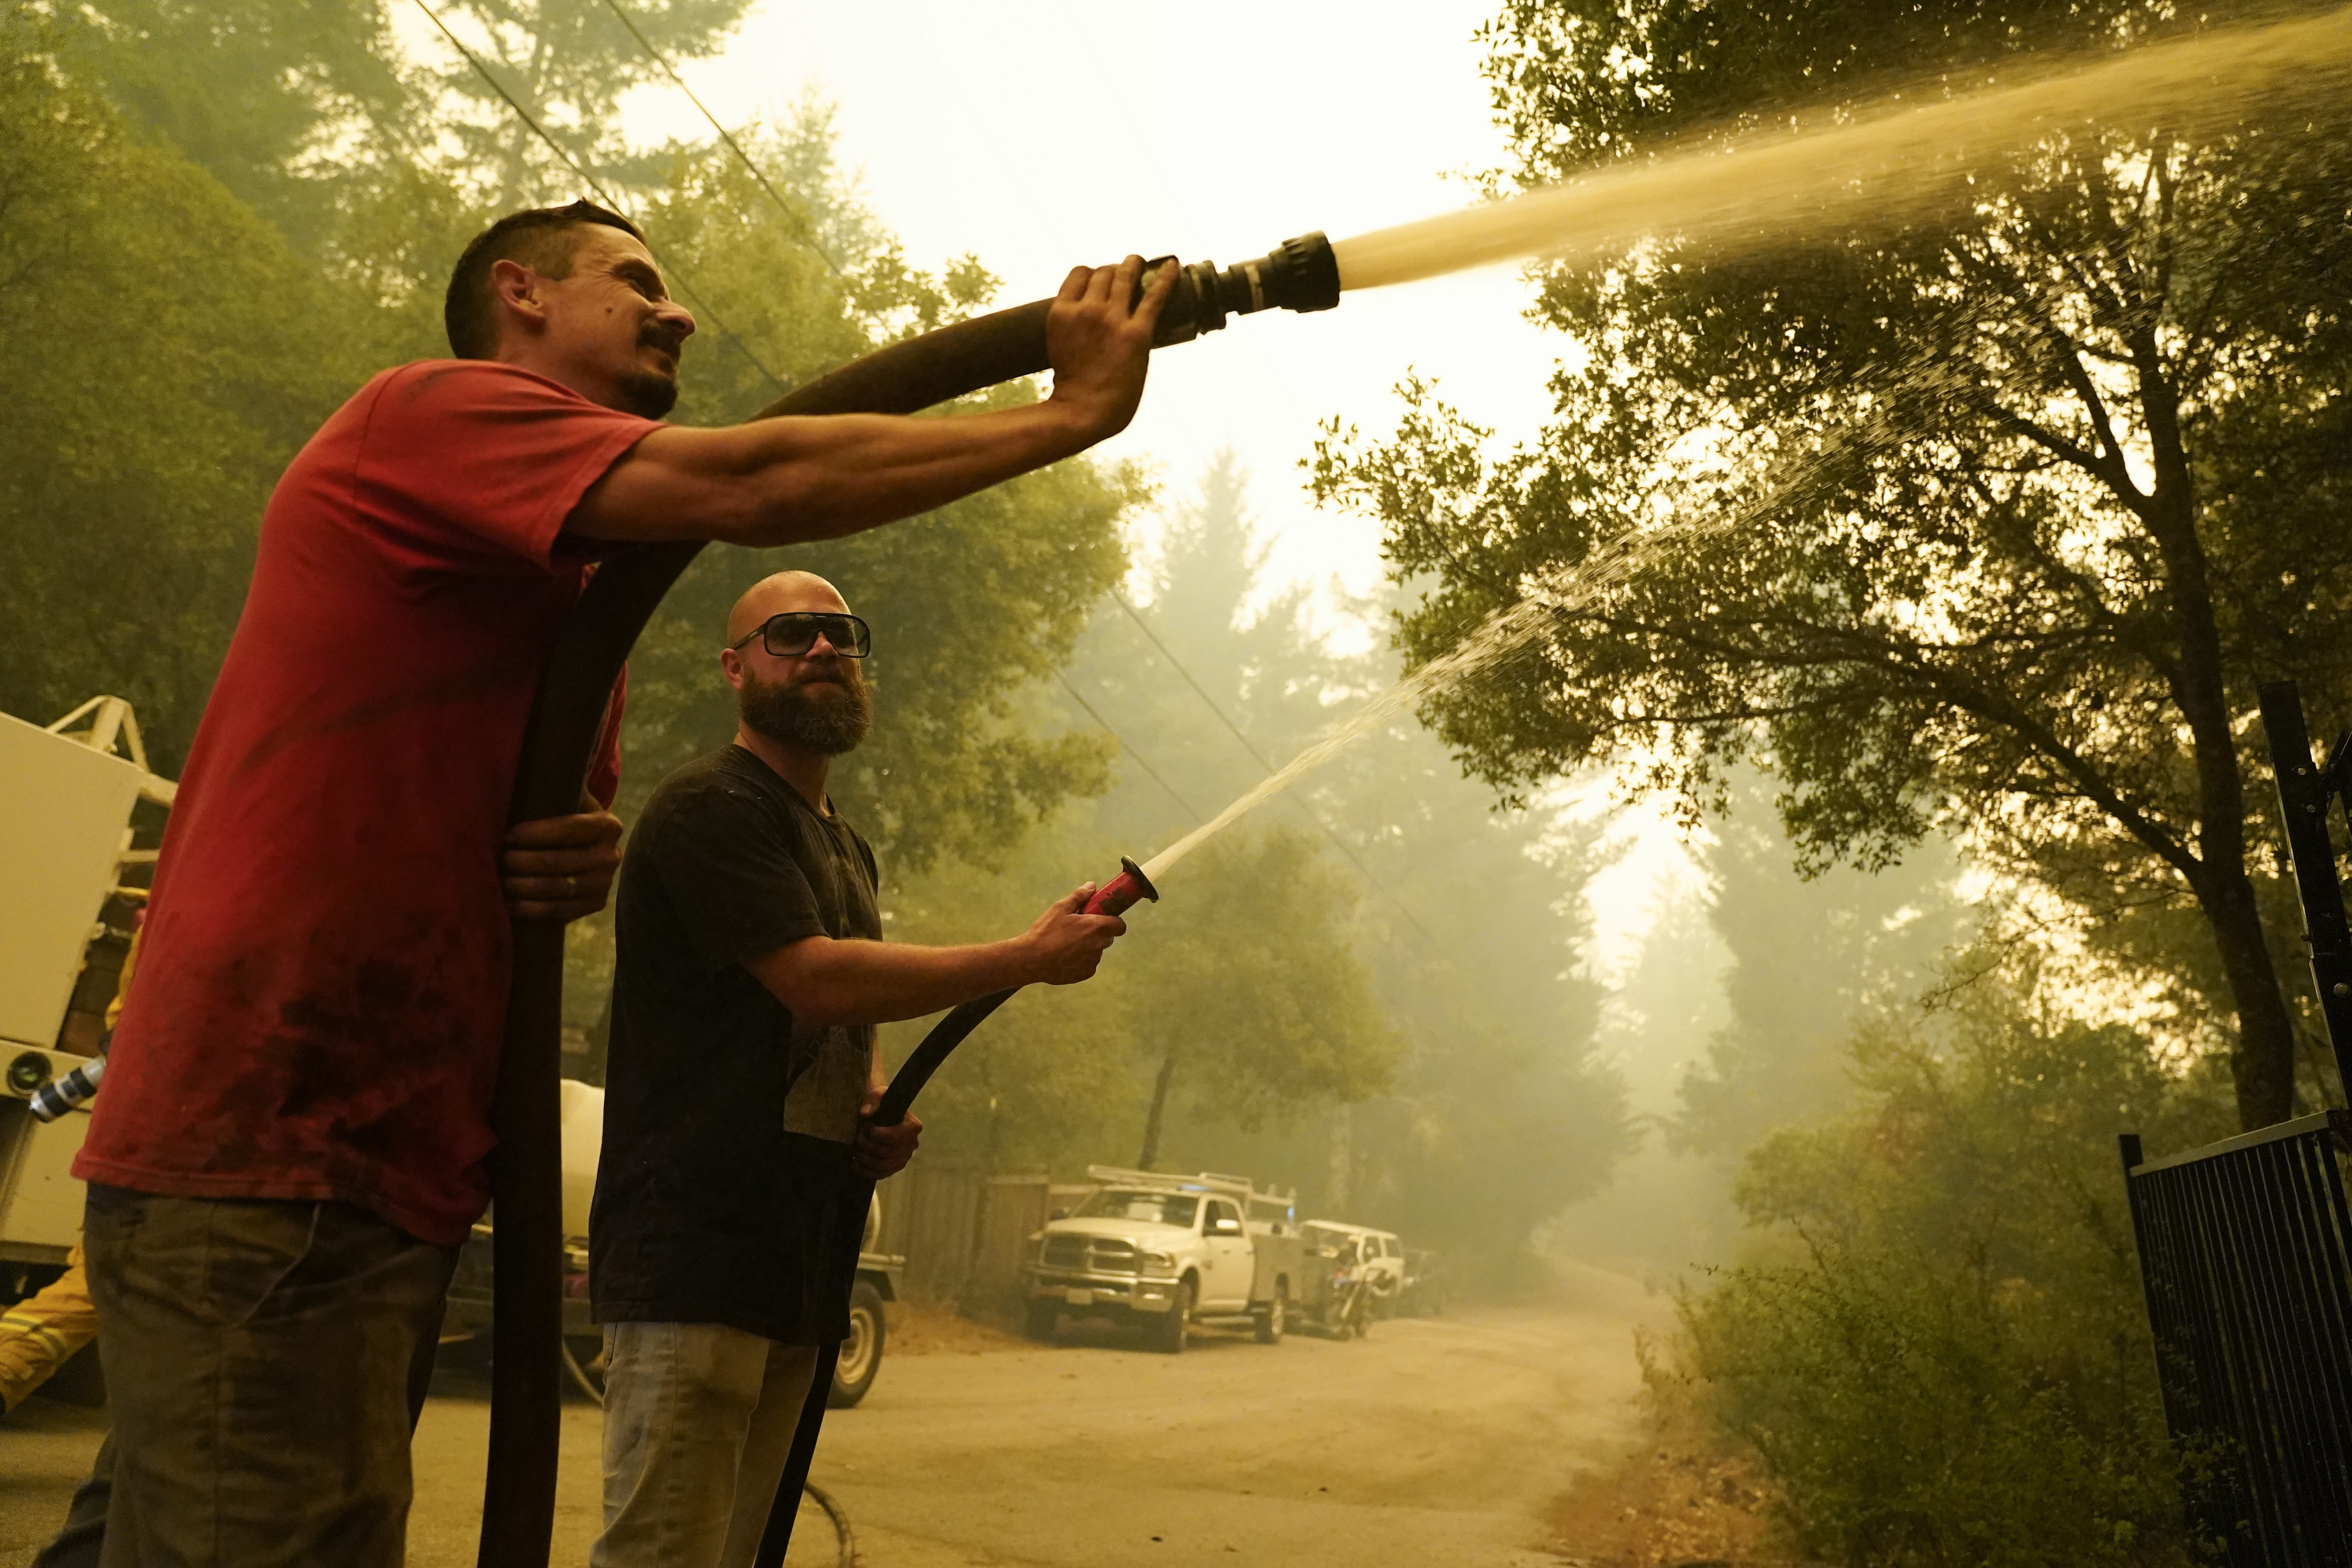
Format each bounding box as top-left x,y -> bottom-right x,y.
0,1242 -> 97,1411
590,1320 -> 819,1568
81,1184 -> 456,1568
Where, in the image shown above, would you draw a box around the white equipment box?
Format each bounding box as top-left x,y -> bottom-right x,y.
0,699 -> 174,1263
0,706 -> 154,1051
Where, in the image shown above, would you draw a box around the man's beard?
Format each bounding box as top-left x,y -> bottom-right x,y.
616,369 -> 678,419
740,664 -> 873,755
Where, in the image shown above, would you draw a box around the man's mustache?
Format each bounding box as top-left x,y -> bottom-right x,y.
793,660 -> 858,690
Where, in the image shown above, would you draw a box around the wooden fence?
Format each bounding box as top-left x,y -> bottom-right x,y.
872,1162 -> 1055,1314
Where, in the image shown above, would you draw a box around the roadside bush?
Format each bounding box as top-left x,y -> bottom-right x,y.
1661,973 -> 2235,1565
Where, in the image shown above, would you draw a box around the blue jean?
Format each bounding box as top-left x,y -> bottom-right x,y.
590,1320 -> 819,1568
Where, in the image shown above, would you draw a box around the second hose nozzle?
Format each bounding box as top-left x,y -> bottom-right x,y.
1143,231 -> 1340,347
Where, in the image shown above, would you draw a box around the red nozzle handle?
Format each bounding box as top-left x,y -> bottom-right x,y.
1085,857 -> 1160,917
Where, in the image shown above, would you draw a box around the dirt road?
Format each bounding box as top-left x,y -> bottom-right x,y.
1,1264 -> 1658,1568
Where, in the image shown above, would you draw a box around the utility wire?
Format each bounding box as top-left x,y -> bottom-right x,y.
1054,673 -> 1205,829
410,0 -> 790,395
595,0 -> 846,279
1106,592 -> 1442,948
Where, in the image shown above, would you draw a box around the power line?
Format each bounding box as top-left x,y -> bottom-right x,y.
596,0 -> 846,279
410,0 -> 790,395
1105,592 -> 1442,947
1054,673 -> 1205,828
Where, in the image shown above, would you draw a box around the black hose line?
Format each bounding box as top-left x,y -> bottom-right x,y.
750,989 -> 1014,1568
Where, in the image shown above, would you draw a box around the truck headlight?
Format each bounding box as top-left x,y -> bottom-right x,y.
1140,1251 -> 1178,1279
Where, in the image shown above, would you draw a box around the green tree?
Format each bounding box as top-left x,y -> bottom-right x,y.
47,0 -> 414,252
866,816 -> 1399,1180
1675,770 -> 1963,1159
1039,456 -> 1629,1276
1670,967 -> 2236,1564
1312,0 -> 2352,1131
417,0 -> 756,206
0,25 -> 373,769
1126,828 -> 1396,1169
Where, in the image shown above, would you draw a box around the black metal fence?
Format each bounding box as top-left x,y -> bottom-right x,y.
2121,1110 -> 2352,1563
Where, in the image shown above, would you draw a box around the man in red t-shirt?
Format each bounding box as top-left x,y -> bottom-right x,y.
68,199 -> 1174,1567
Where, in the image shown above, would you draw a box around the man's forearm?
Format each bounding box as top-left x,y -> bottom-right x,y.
746,934 -> 1038,1031
570,398 -> 1099,548
737,401 -> 1098,545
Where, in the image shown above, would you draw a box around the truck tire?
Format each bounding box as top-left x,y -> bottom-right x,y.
827,1279 -> 886,1408
1024,1300 -> 1060,1342
1252,1282 -> 1287,1345
1149,1279 -> 1193,1355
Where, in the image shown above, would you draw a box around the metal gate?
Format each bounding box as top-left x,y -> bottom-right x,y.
2121,1114 -> 2352,1564
2110,678 -> 2352,1562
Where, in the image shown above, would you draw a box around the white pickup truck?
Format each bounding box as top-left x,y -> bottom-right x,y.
1022,1166 -> 1303,1354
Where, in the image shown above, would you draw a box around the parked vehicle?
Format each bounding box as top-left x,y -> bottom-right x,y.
1301,1220 -> 1406,1321
1023,1167 -> 1301,1353
1295,1227 -> 1385,1338
1396,1248 -> 1448,1317
439,1079 -> 907,1408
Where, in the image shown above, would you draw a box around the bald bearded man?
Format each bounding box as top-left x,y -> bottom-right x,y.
587,571 -> 1124,1568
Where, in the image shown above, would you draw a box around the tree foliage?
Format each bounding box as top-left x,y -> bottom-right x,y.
0,26 -> 374,768
5,5 -> 1139,879
1668,967 -> 2235,1564
416,0 -> 757,206
45,0 -> 413,250
995,456 -> 1632,1275
1675,771 -> 1963,1159
1312,0 -> 2352,1130
879,818 -> 1398,1178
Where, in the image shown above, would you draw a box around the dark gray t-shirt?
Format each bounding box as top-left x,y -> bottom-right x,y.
590,744 -> 880,1342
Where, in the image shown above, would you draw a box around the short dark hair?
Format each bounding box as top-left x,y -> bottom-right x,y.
443,200 -> 647,360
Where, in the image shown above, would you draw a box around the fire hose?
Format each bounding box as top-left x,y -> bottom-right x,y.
479,233 -> 1339,1568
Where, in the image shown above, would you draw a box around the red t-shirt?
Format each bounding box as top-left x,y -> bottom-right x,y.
76,361 -> 660,1247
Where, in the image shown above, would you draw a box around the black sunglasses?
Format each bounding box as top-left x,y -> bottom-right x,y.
728,611 -> 872,659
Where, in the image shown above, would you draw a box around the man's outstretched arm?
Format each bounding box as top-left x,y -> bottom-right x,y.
744,883 -> 1125,1031
565,257 -> 1175,548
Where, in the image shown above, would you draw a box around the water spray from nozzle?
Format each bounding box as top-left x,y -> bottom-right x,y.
1142,231 -> 1341,347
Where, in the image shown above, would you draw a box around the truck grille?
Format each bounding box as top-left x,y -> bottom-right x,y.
1041,1236 -> 1139,1275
